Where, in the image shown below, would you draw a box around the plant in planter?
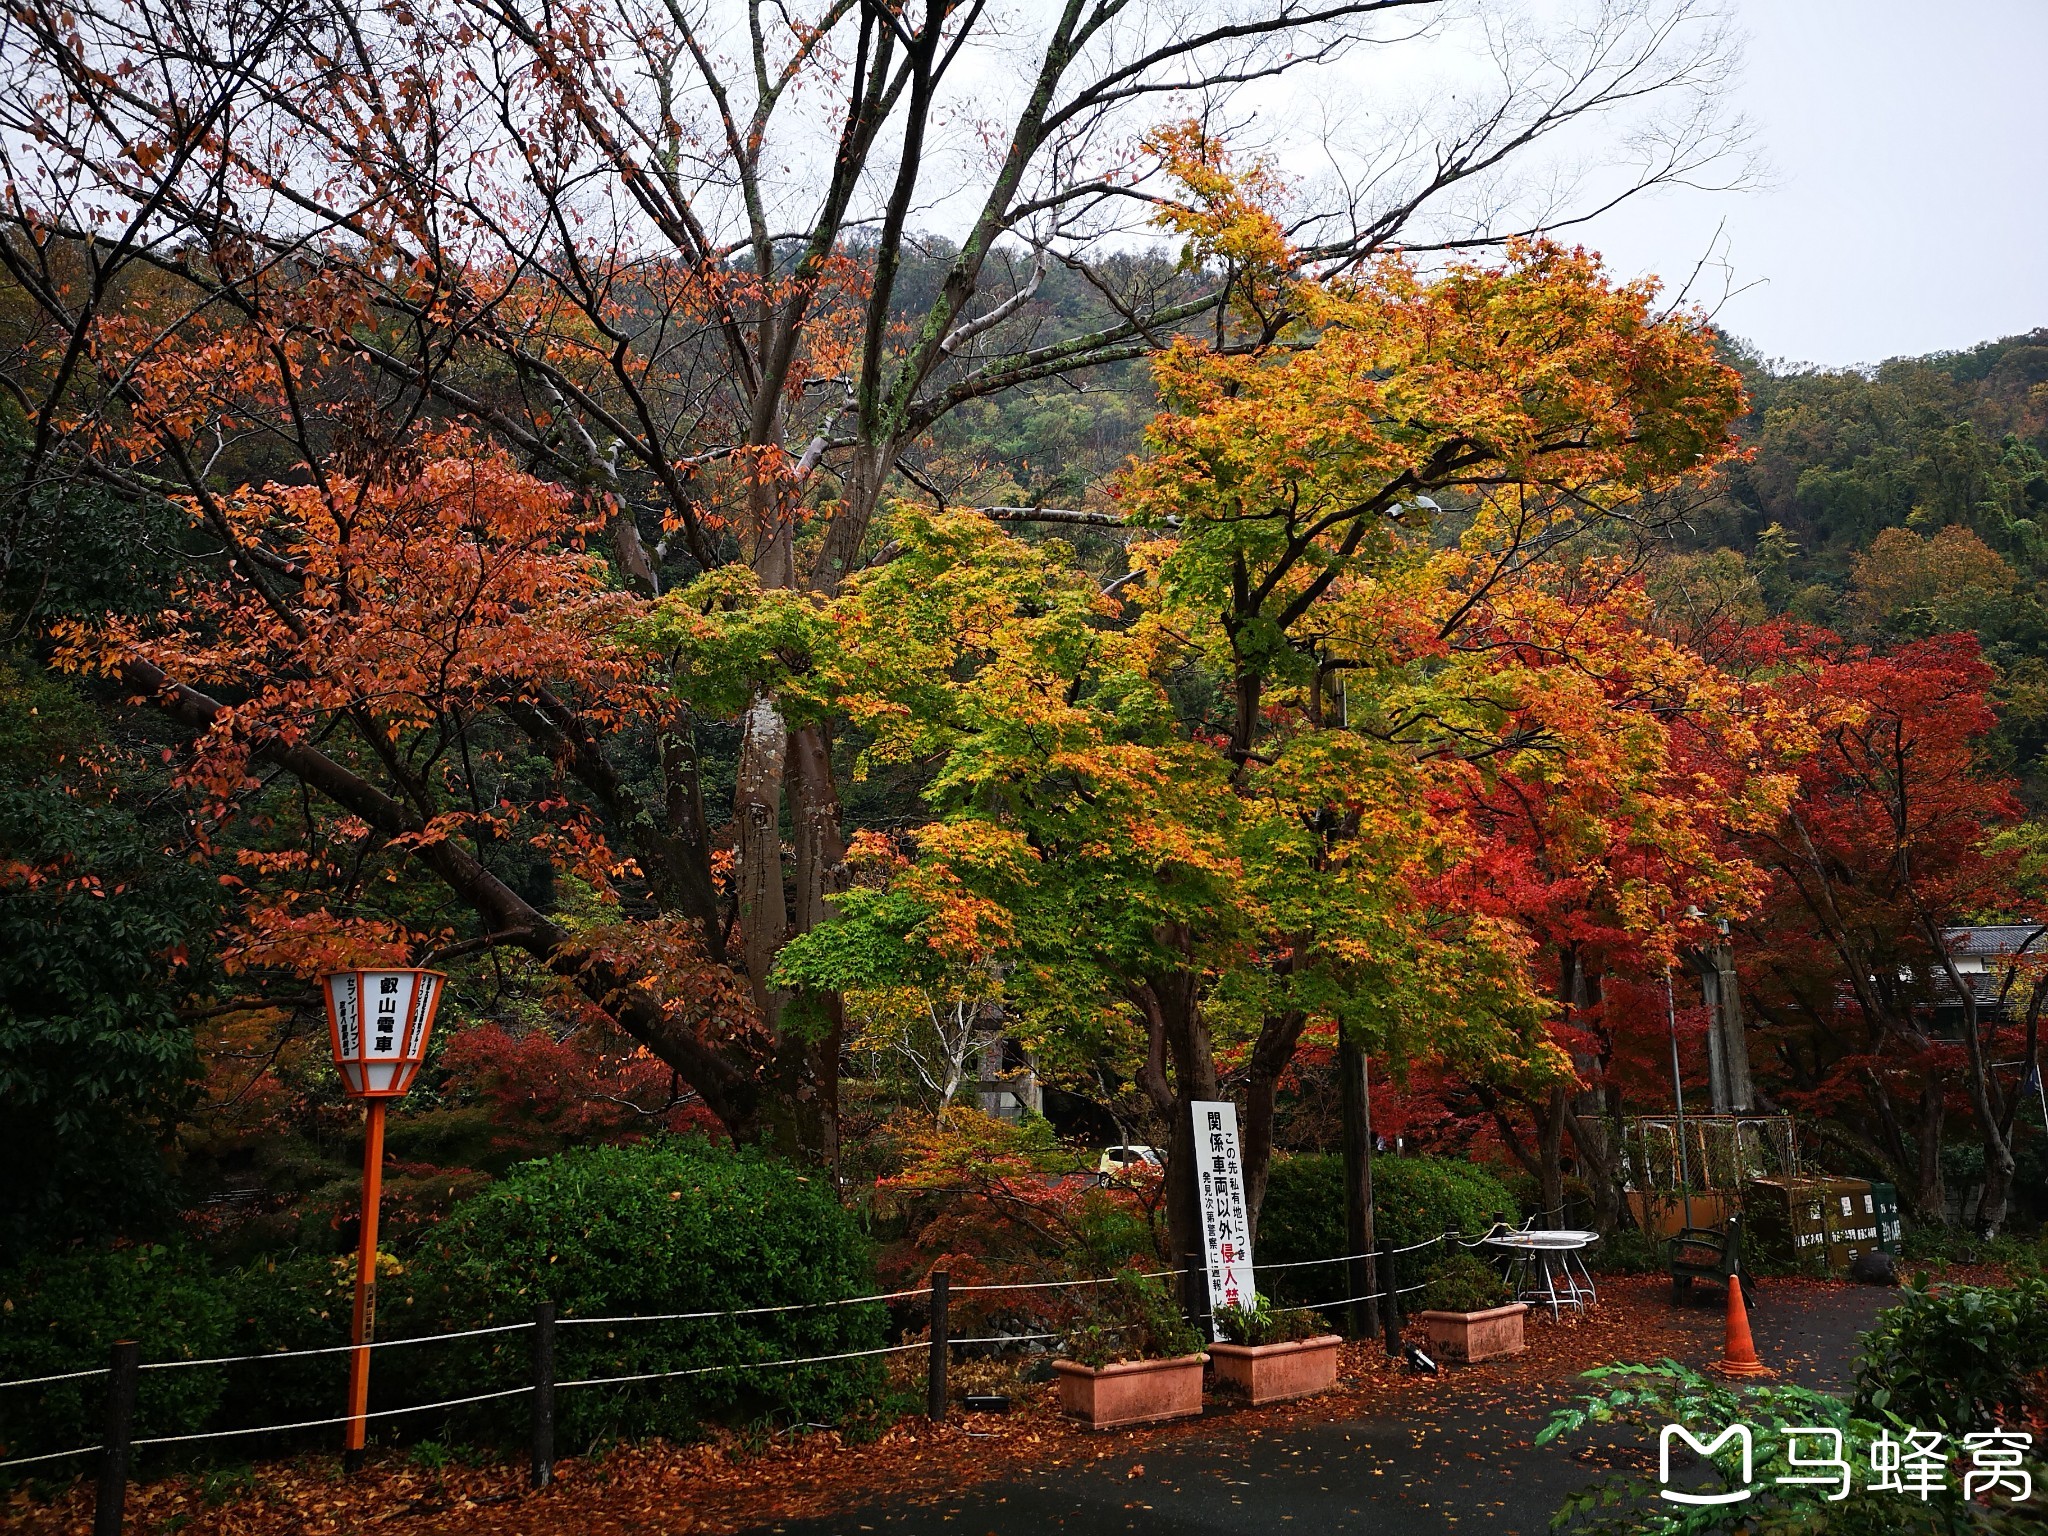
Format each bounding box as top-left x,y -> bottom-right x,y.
1209,1293 -> 1343,1405
1414,1253 -> 1527,1364
1053,1270 -> 1207,1429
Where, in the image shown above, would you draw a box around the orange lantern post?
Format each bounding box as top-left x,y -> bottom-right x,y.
322,967 -> 445,1472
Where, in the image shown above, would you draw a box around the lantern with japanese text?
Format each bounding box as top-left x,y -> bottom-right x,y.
322,967 -> 445,1471
324,967 -> 444,1097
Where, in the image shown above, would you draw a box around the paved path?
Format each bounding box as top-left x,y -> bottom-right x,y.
742,1283 -> 1898,1536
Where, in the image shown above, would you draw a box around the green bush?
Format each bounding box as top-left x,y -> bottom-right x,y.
0,1243 -> 233,1471
1587,1227 -> 1664,1276
213,1252 -> 363,1443
1504,1170 -> 1594,1230
1213,1292 -> 1326,1346
1415,1253 -> 1511,1314
1064,1270 -> 1204,1367
1853,1276 -> 2048,1433
1897,1225 -> 2047,1277
398,1139 -> 889,1450
1257,1153 -> 1518,1312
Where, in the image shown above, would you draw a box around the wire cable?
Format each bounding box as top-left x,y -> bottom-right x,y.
949,1266 -> 1184,1295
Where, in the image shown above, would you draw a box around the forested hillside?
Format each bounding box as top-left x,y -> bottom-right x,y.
1671,330 -> 2048,791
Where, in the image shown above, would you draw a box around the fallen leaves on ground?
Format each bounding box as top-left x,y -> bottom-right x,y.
0,1277 -> 1891,1535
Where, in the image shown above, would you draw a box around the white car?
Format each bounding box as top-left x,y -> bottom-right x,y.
1097,1145 -> 1162,1179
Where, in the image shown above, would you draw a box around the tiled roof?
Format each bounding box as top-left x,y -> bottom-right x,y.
1943,924 -> 2048,957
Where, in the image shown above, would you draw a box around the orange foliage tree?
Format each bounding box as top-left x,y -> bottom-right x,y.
765,207 -> 1767,1259
0,0 -> 1747,1161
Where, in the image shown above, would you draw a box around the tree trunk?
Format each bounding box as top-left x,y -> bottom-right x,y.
1564,1108 -> 1621,1232
1143,967 -> 1217,1321
783,721 -> 848,1166
1239,1009 -> 1307,1246
1338,1029 -> 1379,1338
1560,951 -> 1618,1230
1927,929 -> 2018,1237
1536,1086 -> 1568,1227
1712,934 -> 1755,1110
1913,1075 -> 1948,1225
734,687 -> 790,1022
814,443 -> 892,595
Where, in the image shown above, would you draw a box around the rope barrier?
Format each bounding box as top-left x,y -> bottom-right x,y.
0,1219 -> 1563,1395
1267,1290 -> 1383,1315
557,1286 -> 929,1329
949,1266 -> 1183,1295
127,1386 -> 536,1448
1252,1252 -> 1363,1273
1268,1278 -> 1432,1316
135,1321 -> 538,1373
0,1366 -> 110,1390
1255,1233 -> 1448,1275
0,1443 -> 102,1471
0,1215 -> 1559,1463
556,1340 -> 925,1393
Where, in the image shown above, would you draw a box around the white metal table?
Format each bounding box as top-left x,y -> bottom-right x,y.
1482,1229 -> 1601,1320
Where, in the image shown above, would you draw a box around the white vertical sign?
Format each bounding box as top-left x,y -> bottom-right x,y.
1191,1100 -> 1254,1324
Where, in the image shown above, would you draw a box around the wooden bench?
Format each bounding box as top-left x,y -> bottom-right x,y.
1667,1212 -> 1756,1307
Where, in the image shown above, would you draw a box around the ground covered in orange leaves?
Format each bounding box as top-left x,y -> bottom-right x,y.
2,1278 -> 1899,1536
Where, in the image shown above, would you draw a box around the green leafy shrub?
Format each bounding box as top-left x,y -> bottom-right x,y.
399,1139 -> 888,1450
0,1243 -> 233,1470
1257,1153 -> 1517,1313
1894,1227 -> 2045,1278
1415,1254 -> 1511,1314
1587,1226 -> 1665,1275
1900,1224 -> 1983,1267
1064,1270 -> 1203,1367
212,1252 -> 367,1443
1213,1292 -> 1327,1346
1504,1170 -> 1593,1229
1853,1276 -> 2048,1433
0,660 -> 217,1259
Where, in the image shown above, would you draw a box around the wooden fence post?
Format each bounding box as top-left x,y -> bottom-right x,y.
529,1301 -> 556,1490
1379,1242 -> 1402,1357
93,1339 -> 139,1536
926,1271 -> 949,1423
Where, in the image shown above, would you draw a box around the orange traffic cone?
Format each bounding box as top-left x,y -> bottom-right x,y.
1714,1273 -> 1773,1379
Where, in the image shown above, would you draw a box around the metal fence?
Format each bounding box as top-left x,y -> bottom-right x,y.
1623,1115 -> 1800,1194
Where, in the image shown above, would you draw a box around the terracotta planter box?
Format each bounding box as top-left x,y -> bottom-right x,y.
1416,1302 -> 1528,1363
1051,1354 -> 1207,1429
1207,1335 -> 1343,1405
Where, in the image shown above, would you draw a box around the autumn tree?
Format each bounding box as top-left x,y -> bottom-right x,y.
1845,525 -> 2017,640
757,222 -> 1757,1274
1440,564 -> 1790,1227
0,0 -> 1747,1159
1731,627 -> 2033,1229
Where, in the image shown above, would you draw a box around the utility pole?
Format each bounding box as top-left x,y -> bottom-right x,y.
1339,1031 -> 1379,1339
1712,917 -> 1754,1112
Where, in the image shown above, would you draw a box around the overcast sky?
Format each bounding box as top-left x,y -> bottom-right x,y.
1586,0 -> 2048,369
